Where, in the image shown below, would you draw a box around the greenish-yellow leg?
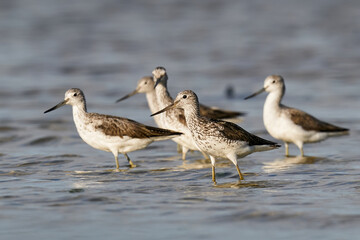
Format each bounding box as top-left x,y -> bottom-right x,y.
115,155 -> 120,169
236,164 -> 244,180
285,142 -> 289,156
124,153 -> 136,168
212,166 -> 217,184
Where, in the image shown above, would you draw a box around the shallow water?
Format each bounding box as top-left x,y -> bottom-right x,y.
0,0 -> 360,239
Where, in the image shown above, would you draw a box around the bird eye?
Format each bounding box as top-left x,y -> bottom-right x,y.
272,80 -> 276,83
183,95 -> 187,99
144,81 -> 147,85
73,93 -> 77,97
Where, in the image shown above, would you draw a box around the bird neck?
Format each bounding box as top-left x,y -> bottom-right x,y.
182,102 -> 201,126
145,90 -> 159,113
146,90 -> 163,126
155,81 -> 174,108
264,87 -> 284,111
72,102 -> 88,124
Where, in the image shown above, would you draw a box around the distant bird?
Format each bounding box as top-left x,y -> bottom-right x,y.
152,90 -> 280,184
116,76 -> 162,127
245,75 -> 349,156
44,88 -> 182,169
225,84 -> 235,99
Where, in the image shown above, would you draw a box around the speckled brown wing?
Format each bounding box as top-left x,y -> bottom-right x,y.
199,103 -> 245,119
211,119 -> 279,146
89,113 -> 182,139
286,107 -> 349,132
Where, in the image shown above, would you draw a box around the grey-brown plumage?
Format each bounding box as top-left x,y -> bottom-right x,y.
153,66 -> 247,160
152,90 -> 280,183
212,119 -> 280,146
244,75 -> 349,156
287,108 -> 349,132
44,88 -> 182,170
199,104 -> 245,119
90,113 -> 182,139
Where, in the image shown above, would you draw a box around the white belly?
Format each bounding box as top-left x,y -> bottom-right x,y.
78,128 -> 153,154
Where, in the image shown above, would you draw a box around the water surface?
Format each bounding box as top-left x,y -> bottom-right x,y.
0,0 -> 359,239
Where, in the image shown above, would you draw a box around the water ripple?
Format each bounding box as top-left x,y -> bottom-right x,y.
26,136 -> 61,146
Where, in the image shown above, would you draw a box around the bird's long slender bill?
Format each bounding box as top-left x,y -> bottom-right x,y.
115,89 -> 138,103
151,102 -> 177,117
244,88 -> 266,100
44,99 -> 68,114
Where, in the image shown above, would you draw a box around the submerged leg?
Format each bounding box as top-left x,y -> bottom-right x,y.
285,142 -> 289,156
209,155 -> 216,184
300,147 -> 304,157
124,153 -> 136,168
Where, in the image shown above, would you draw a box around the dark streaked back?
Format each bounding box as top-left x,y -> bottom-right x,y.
89,113 -> 182,139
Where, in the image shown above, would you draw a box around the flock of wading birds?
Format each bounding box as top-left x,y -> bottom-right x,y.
44,66 -> 349,184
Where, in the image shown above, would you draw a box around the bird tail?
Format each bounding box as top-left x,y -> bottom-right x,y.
327,129 -> 349,137
151,133 -> 182,141
254,143 -> 281,153
147,126 -> 183,141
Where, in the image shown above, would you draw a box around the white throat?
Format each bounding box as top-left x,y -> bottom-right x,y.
155,83 -> 173,109
72,104 -> 88,130
145,90 -> 159,113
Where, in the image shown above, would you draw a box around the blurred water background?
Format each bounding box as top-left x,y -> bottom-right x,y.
0,0 -> 359,239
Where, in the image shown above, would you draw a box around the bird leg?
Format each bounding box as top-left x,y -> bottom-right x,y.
212,165 -> 217,184
285,142 -> 289,157
236,164 -> 244,180
124,153 -> 136,168
210,155 -> 217,184
115,155 -> 120,169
